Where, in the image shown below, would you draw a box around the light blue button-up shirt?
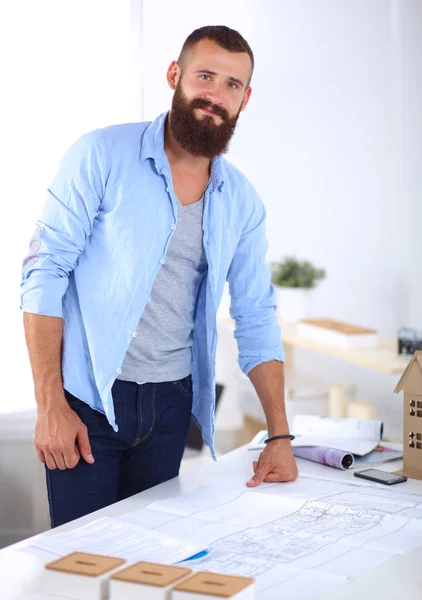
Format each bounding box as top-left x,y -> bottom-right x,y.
20,111 -> 284,458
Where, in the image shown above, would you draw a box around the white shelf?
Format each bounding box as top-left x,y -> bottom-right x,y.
281,321 -> 410,375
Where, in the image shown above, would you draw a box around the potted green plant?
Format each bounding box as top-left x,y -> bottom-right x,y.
271,256 -> 326,322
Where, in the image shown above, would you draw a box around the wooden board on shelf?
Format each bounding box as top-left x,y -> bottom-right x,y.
299,318 -> 376,335
297,318 -> 378,349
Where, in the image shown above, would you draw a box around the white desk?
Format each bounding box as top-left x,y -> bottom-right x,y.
1,446 -> 421,600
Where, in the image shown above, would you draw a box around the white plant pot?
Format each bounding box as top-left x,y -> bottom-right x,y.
275,286 -> 311,323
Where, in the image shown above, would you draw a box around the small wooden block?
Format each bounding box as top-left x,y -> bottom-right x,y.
110,562 -> 192,600
43,552 -> 126,600
111,561 -> 192,587
172,571 -> 254,598
46,552 -> 125,577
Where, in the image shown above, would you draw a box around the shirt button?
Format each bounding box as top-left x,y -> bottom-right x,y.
160,259 -> 165,265
165,186 -> 169,192
132,332 -> 137,338
171,224 -> 176,230
148,297 -> 151,303
116,368 -> 122,374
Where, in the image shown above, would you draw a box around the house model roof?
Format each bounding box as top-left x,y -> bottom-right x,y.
394,350 -> 422,393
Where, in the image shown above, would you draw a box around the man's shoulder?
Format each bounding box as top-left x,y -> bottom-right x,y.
67,121 -> 154,169
66,121 -> 151,157
94,120 -> 152,146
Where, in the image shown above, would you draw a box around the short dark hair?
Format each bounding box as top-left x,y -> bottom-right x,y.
178,25 -> 254,83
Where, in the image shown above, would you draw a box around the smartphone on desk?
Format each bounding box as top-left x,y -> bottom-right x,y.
354,468 -> 407,486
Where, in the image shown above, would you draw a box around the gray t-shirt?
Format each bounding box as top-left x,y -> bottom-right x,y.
117,197 -> 207,383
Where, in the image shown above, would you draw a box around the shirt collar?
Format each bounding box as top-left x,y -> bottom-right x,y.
139,111 -> 225,192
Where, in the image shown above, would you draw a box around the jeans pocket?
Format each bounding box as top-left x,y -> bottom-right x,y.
175,375 -> 193,398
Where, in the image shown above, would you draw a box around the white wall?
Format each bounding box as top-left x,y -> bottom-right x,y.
391,0 -> 422,331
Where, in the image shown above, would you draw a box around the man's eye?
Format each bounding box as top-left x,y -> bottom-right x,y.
201,74 -> 211,81
229,82 -> 238,89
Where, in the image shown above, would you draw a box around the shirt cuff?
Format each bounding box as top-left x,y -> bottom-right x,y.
20,277 -> 68,318
239,346 -> 286,376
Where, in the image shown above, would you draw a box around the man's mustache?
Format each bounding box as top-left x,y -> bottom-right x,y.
190,98 -> 229,121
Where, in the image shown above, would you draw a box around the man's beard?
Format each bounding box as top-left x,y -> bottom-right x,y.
169,83 -> 241,158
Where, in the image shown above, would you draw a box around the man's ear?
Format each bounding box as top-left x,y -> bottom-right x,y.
240,86 -> 252,112
166,61 -> 181,91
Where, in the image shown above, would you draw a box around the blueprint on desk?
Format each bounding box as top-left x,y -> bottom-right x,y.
120,471 -> 422,600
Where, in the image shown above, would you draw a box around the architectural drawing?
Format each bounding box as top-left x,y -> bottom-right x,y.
141,475 -> 422,589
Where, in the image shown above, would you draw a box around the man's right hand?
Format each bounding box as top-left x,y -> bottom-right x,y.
34,398 -> 95,470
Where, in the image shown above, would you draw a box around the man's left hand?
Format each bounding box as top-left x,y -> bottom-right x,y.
246,439 -> 298,487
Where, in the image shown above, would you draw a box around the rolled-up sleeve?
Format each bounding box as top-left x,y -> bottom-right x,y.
227,188 -> 285,375
20,129 -> 109,318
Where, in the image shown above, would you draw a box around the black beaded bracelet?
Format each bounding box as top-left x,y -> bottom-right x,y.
264,434 -> 295,444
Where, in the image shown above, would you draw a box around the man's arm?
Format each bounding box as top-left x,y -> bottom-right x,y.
248,360 -> 288,438
21,130 -> 108,470
247,360 -> 297,486
20,129 -> 108,317
226,185 -> 298,485
23,313 -> 94,471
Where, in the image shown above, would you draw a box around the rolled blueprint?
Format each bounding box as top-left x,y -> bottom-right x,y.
292,415 -> 383,442
293,446 -> 354,470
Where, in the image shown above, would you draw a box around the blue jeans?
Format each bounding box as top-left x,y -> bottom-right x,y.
45,376 -> 193,527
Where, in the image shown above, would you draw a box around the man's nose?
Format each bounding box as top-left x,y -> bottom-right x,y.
204,82 -> 223,107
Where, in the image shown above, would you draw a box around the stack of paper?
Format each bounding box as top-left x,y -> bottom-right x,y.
30,517 -> 205,565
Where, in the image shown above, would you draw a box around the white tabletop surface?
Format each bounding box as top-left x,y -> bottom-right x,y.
1,445 -> 421,600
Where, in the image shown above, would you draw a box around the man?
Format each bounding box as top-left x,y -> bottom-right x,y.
21,25 -> 298,527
